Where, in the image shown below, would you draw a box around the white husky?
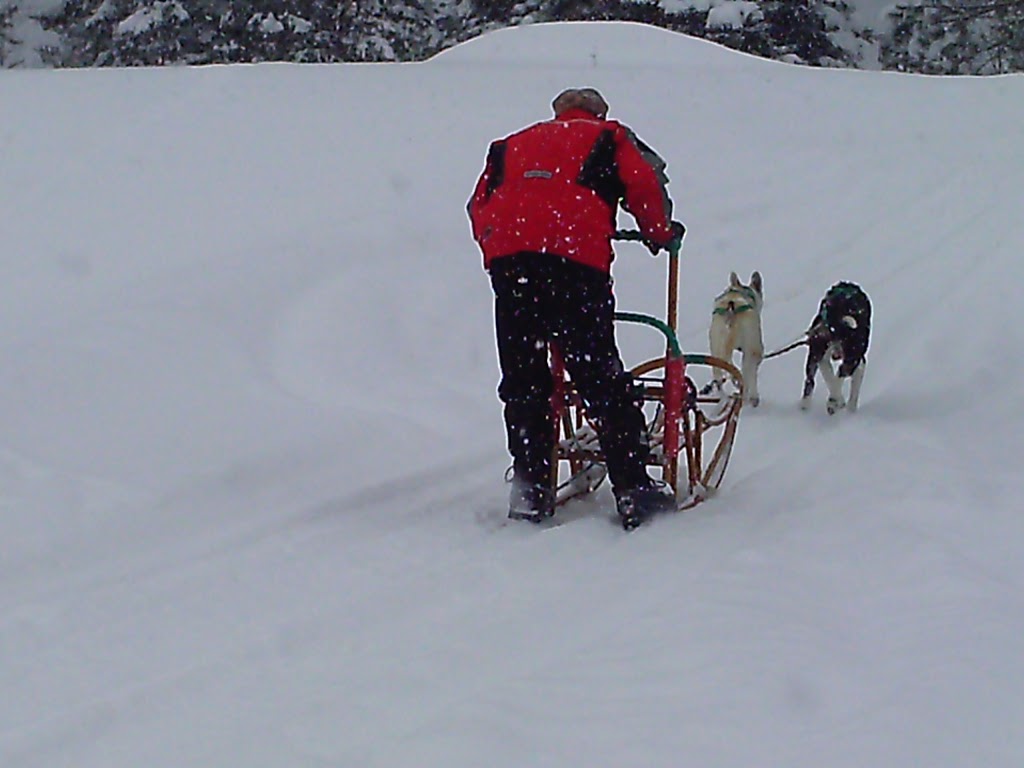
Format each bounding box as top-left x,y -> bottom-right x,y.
706,271 -> 764,406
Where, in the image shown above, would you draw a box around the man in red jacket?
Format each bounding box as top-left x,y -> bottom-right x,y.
468,87 -> 684,530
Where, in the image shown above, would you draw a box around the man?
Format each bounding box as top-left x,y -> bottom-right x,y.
467,87 -> 684,530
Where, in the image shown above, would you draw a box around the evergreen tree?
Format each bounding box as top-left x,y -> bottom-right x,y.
1,0 -> 66,66
17,0 -> 1019,75
545,0 -> 693,27
343,0 -> 444,61
701,1 -> 862,67
60,0 -> 363,66
0,3 -> 15,66
464,0 -> 547,26
60,0 -> 213,66
881,1 -> 1024,75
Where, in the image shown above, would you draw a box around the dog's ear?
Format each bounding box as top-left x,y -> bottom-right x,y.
729,271 -> 740,287
751,271 -> 763,296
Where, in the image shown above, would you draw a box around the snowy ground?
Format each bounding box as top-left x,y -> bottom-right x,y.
1,21 -> 1023,768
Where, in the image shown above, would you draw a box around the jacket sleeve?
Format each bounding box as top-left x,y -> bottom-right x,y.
467,140 -> 505,244
613,125 -> 674,246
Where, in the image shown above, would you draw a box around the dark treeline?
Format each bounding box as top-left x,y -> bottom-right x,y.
2,1 -> 1022,75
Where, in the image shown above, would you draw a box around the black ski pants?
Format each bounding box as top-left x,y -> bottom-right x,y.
489,252 -> 652,493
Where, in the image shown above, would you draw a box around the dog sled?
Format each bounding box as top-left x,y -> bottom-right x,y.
548,230 -> 745,513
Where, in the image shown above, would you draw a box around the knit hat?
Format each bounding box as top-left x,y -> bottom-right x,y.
552,87 -> 609,119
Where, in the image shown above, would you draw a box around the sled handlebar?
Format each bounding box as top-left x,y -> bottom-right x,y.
614,223 -> 685,258
613,312 -> 682,359
613,226 -> 685,352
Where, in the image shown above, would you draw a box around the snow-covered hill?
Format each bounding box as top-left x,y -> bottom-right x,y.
1,21 -> 1023,767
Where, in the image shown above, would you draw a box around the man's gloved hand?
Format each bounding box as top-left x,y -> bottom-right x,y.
669,220 -> 686,243
644,220 -> 687,255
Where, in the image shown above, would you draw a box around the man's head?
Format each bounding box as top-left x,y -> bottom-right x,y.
552,87 -> 609,119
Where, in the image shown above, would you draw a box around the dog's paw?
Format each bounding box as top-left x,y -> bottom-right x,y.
800,396 -> 811,411
699,380 -> 719,397
826,397 -> 846,415
748,395 -> 760,408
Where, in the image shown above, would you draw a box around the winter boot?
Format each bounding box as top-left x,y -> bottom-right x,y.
508,477 -> 555,523
615,481 -> 676,531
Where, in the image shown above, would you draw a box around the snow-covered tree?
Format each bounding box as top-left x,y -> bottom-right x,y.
697,1 -> 867,68
0,3 -> 15,66
56,0 -> 191,66
880,1 -> 1024,75
1,0 -> 65,66
11,0 -> 1021,75
341,0 -> 444,61
61,0 -> 356,65
533,1 -> 871,68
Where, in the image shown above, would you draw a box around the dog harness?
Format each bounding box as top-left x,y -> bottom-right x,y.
713,286 -> 759,315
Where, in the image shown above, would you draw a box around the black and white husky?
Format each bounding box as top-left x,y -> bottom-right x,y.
706,271 -> 764,406
801,281 -> 871,415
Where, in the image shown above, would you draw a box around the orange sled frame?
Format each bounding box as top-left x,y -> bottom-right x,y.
548,231 -> 744,512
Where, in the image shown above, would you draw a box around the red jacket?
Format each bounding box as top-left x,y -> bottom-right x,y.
468,108 -> 674,273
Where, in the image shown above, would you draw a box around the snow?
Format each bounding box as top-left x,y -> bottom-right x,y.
256,14 -> 286,36
849,0 -> 901,28
0,14 -> 59,67
706,1 -> 760,30
116,2 -> 189,37
2,19 -> 1023,768
657,0 -> 713,12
